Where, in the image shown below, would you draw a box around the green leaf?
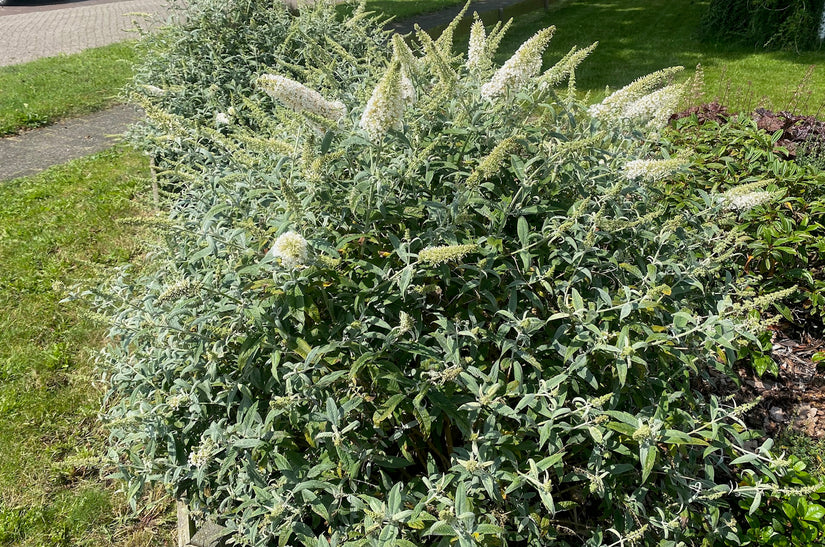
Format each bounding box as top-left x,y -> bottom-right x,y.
320,130 -> 334,154
749,489 -> 763,515
570,288 -> 584,312
233,438 -> 262,449
378,525 -> 398,544
616,358 -> 628,386
673,311 -> 692,329
517,216 -> 529,247
661,429 -> 708,446
474,524 -> 504,535
730,453 -> 758,465
752,354 -> 774,377
425,522 -> 457,537
387,483 -> 402,515
619,302 -> 632,321
399,265 -> 413,294
804,503 -> 825,522
640,444 -> 656,483
412,390 -> 432,436
455,482 -> 468,516
373,393 -> 406,425
606,421 -> 636,436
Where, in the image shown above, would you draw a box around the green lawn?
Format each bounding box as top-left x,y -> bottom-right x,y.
0,42 -> 139,137
364,0 -> 465,19
497,0 -> 825,114
0,147 -> 173,547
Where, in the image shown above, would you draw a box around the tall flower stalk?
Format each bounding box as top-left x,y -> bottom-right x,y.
481,26 -> 555,100
359,60 -> 405,142
466,14 -> 489,71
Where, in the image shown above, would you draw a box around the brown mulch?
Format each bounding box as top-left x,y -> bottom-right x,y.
737,324 -> 825,437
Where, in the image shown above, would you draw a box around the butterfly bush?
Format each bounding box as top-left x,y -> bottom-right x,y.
480,26 -> 554,99
623,156 -> 687,182
258,74 -> 347,121
588,67 -> 684,125
270,231 -> 308,268
466,15 -> 487,70
99,3 -> 822,547
359,60 -> 406,141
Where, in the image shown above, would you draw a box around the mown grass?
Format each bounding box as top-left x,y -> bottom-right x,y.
497,0 -> 825,114
364,0 -> 465,19
0,147 -> 174,547
0,42 -> 138,137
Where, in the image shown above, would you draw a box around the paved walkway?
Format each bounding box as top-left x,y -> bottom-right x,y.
0,0 -> 175,67
0,0 -> 542,181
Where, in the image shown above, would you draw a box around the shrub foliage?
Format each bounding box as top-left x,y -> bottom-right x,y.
700,0 -> 825,51
98,1 -> 824,545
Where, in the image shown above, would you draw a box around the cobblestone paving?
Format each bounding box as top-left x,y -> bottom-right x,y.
0,0 -> 174,67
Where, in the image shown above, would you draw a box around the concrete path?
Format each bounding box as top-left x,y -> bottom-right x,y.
0,104 -> 142,180
0,0 -> 175,67
0,0 -> 541,181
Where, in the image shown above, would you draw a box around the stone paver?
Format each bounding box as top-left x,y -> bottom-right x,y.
0,0 -> 175,67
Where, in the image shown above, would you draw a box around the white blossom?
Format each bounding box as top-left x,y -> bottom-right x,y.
168,393 -> 188,410
258,74 -> 346,121
467,15 -> 487,70
481,27 -> 555,100
188,438 -> 216,469
360,61 -> 405,142
270,231 -> 308,268
419,244 -> 478,265
623,157 -> 687,182
724,191 -> 776,212
142,84 -> 166,97
588,67 -> 684,124
622,83 -> 684,130
215,112 -> 230,125
400,70 -> 416,104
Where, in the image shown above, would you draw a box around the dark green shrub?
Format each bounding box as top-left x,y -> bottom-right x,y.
700,0 -> 825,51
97,3 -> 825,546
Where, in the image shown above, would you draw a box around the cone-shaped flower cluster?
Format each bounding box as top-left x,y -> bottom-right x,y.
623,83 -> 685,130
258,74 -> 346,121
723,191 -> 776,212
467,15 -> 487,71
142,84 -> 166,97
623,156 -> 687,182
588,66 -> 683,125
359,60 -> 406,142
539,42 -> 598,88
481,27 -> 555,100
270,231 -> 309,269
419,244 -> 478,266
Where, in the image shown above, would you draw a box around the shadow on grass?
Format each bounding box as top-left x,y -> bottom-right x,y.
495,0 -> 825,111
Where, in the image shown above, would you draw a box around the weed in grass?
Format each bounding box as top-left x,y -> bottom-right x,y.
0,42 -> 139,136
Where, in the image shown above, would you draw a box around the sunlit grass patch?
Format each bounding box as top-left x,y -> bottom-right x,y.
498,0 -> 825,113
0,147 -> 174,546
0,42 -> 139,136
